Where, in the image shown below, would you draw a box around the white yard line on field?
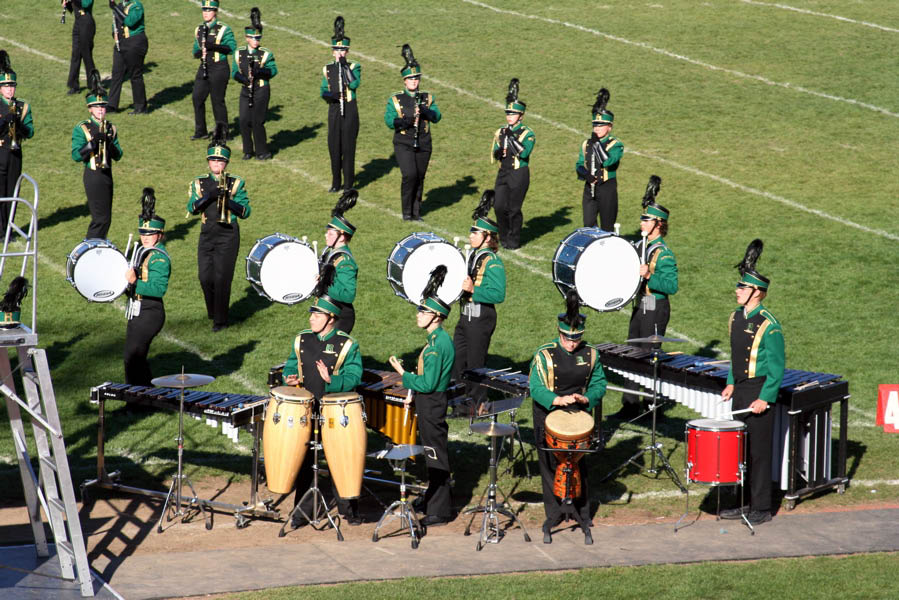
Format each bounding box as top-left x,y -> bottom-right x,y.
738,0 -> 899,34
205,0 -> 899,246
463,0 -> 899,119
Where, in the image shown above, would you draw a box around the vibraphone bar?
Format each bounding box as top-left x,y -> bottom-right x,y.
596,343 -> 850,508
82,382 -> 279,526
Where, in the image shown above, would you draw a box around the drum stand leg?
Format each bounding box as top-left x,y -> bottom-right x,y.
462,432 -> 531,551
372,458 -> 423,549
501,411 -> 532,479
157,386 -> 211,533
278,415 -> 343,541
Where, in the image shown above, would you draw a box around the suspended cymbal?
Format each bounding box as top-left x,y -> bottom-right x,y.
470,421 -> 516,437
151,373 -> 216,389
368,444 -> 427,461
625,334 -> 687,344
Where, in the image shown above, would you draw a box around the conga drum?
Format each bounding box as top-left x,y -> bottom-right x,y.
685,418 -> 746,485
262,386 -> 314,494
320,392 -> 367,499
544,408 -> 595,500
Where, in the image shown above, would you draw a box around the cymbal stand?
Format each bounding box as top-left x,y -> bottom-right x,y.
463,426 -> 531,551
279,404 -> 343,541
601,348 -> 687,494
469,393 -> 531,479
157,370 -> 210,533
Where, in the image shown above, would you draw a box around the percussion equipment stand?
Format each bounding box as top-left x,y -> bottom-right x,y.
463,423 -> 531,551
371,444 -> 432,549
157,374 -> 210,533
279,407 -> 344,541
675,451 -> 753,534
601,348 -> 687,494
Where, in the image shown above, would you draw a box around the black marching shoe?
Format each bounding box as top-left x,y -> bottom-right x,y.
191,132 -> 211,140
328,185 -> 340,193
256,152 -> 272,161
542,521 -> 553,544
242,153 -> 254,160
67,87 -> 79,95
719,506 -> 749,520
129,108 -> 148,115
745,510 -> 772,526
212,323 -> 228,332
420,515 -> 451,527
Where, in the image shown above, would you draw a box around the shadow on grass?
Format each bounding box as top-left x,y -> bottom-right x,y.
354,154 -> 395,190
147,80 -> 193,111
422,175 -> 477,217
45,332 -> 89,367
521,205 -> 572,246
41,203 -> 90,230
269,123 -> 324,155
228,284 -> 274,326
161,218 -> 198,245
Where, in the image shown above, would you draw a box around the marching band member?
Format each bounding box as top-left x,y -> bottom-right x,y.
191,0 -> 236,140
0,51 -> 34,231
491,79 -> 535,250
107,0 -> 148,114
321,16 -> 360,192
232,7 -> 277,161
186,123 -> 250,332
283,295 -> 363,525
575,88 -> 622,231
317,190 -> 358,334
720,239 -> 785,526
71,70 -> 122,240
389,267 -> 456,526
617,189 -> 678,418
385,44 -> 441,221
453,190 -> 506,405
64,0 -> 97,96
529,291 -> 606,542
124,189 -> 170,385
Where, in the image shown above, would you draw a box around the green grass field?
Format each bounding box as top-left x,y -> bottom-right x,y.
1,0 -> 898,594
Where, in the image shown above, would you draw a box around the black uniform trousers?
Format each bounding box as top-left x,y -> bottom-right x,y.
83,167 -> 113,239
197,222 -> 239,328
67,13 -> 96,91
394,144 -> 430,220
107,32 -> 148,112
124,298 -> 165,386
193,62 -> 229,137
533,403 -> 591,525
621,297 -> 670,409
733,377 -> 773,513
0,147 -> 23,231
494,167 -> 529,249
333,302 -> 355,335
582,178 -> 617,231
327,101 -> 359,190
416,391 -> 453,518
452,303 -> 497,402
238,86 -> 270,157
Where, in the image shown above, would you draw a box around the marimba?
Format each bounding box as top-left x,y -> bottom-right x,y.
595,343 -> 850,508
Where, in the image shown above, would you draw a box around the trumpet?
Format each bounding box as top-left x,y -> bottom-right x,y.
216,172 -> 229,223
7,100 -> 19,152
97,118 -> 108,168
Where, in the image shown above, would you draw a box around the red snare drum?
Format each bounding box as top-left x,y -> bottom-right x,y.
685,419 -> 746,486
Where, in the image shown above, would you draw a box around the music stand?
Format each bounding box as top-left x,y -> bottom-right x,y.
279,400 -> 343,541
601,337 -> 687,495
153,369 -> 214,533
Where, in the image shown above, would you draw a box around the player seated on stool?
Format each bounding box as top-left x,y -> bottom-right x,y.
389,266 -> 456,527
529,290 -> 606,542
719,239 -> 784,527
282,295 -> 363,525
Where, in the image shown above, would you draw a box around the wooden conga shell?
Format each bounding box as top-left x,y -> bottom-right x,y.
544,408 -> 595,500
262,386 -> 313,494
321,392 -> 367,499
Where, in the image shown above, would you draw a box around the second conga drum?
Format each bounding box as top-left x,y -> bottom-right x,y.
544,408 -> 595,500
262,386 -> 314,494
320,392 -> 367,500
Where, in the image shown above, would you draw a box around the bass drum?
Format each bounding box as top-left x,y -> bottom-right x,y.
552,227 -> 641,312
386,232 -> 466,306
246,233 -> 318,304
66,239 -> 129,302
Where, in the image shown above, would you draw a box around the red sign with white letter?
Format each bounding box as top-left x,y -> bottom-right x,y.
876,385 -> 899,433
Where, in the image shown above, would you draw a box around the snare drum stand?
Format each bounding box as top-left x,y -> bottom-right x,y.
371,444 -> 431,549
157,372 -> 211,533
279,405 -> 343,541
675,450 -> 753,534
601,348 -> 687,494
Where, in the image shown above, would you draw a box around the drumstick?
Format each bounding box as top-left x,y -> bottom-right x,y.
729,407 -> 755,416
124,233 -> 133,260
403,389 -> 412,426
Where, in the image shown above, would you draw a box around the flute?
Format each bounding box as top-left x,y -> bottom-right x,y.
125,241 -> 139,320
337,58 -> 344,117
640,230 -> 648,314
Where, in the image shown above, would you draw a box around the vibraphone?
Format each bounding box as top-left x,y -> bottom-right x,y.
596,342 -> 850,508
81,382 -> 279,525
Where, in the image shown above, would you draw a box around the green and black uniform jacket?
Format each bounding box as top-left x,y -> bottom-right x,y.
491,122 -> 535,170
402,326 -> 455,394
71,116 -> 123,169
726,304 -> 785,404
529,338 -> 607,411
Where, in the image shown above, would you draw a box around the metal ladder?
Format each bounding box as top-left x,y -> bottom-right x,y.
1,175 -> 94,596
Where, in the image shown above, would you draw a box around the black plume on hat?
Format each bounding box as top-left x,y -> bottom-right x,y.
208,121 -> 229,151
592,87 -> 610,115
561,288 -> 585,329
333,15 -> 344,40
331,189 -> 358,218
0,276 -> 28,313
472,190 -> 495,221
140,187 -> 156,221
642,175 -> 662,209
250,7 -> 262,33
88,68 -> 105,96
401,43 -> 419,70
0,50 -> 12,75
506,78 -> 520,105
735,239 -> 764,276
422,264 -> 447,300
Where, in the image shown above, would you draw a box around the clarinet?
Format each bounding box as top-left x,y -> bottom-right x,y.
199,24 -> 209,80
247,52 -> 256,109
61,0 -> 69,24
112,6 -> 121,53
412,92 -> 421,149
